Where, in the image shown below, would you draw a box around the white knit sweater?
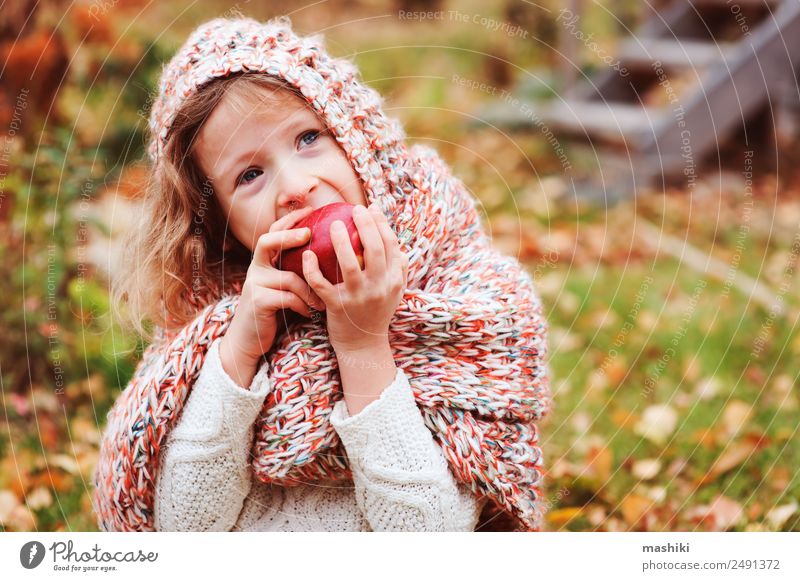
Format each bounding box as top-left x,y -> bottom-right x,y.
153,338 -> 486,531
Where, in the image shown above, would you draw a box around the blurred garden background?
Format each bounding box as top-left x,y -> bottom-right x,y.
1,0 -> 798,532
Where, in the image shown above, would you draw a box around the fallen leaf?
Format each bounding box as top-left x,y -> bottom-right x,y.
26,487 -> 53,511
8,393 -> 29,416
769,466 -> 790,491
611,409 -> 638,429
77,449 -> 99,478
694,377 -> 721,401
771,374 -> 793,399
38,415 -> 61,450
745,523 -> 771,532
70,417 -> 101,445
672,392 -> 693,409
588,308 -> 619,330
49,454 -> 80,475
638,311 -> 658,332
6,505 -> 35,531
643,486 -> 667,503
747,502 -> 763,520
766,502 -> 798,530
685,495 -> 743,531
0,490 -> 20,524
632,459 -> 662,480
708,495 -> 744,530
621,494 -> 652,527
605,358 -> 628,386
585,504 -> 607,528
587,370 -> 609,394
65,374 -> 105,403
553,379 -> 571,397
30,388 -> 60,413
666,457 -> 689,478
721,400 -> 753,439
549,458 -> 580,479
536,272 -> 564,297
547,507 -> 582,527
605,517 -> 627,532
635,404 -> 678,445
683,358 -> 700,382
550,327 -> 582,352
585,445 -> 613,483
695,438 -> 763,486
571,411 -> 591,433
745,366 -> 767,386
28,470 -> 70,493
690,428 -> 717,449
558,291 -> 580,316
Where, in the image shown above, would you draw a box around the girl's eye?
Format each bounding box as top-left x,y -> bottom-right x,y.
237,168 -> 262,186
299,130 -> 322,148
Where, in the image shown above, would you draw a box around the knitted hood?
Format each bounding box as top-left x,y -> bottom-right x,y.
148,16 -> 403,215
94,16 -> 551,532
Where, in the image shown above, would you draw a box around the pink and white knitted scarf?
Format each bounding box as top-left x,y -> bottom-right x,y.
93,16 -> 551,532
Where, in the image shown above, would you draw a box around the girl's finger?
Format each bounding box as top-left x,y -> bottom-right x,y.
302,249 -> 335,302
351,205 -> 385,278
268,205 -> 314,234
329,219 -> 363,289
259,288 -> 313,319
253,268 -> 326,311
370,204 -> 402,266
253,227 -> 311,269
267,206 -> 315,267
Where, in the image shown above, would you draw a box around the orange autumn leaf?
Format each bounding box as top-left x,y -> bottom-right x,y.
611,409 -> 637,429
695,435 -> 766,486
769,466 -> 791,491
547,507 -> 582,527
690,428 -> 717,449
686,495 -> 744,531
605,359 -> 628,386
621,494 -> 653,527
585,445 -> 613,483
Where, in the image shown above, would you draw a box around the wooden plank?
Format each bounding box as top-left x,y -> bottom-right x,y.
538,101 -> 658,145
639,0 -> 800,174
617,38 -> 734,70
474,98 -> 660,147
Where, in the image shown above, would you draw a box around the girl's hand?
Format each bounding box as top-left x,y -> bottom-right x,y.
302,203 -> 409,353
220,206 -> 326,387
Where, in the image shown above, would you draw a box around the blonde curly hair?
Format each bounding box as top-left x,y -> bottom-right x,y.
112,73 -> 316,339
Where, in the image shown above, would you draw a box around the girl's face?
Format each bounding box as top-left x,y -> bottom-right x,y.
194,88 -> 367,252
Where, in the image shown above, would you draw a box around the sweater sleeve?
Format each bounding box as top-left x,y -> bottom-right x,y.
329,367 -> 486,531
153,337 -> 271,532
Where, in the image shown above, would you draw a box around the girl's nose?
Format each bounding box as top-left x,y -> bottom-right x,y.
275,169 -> 319,212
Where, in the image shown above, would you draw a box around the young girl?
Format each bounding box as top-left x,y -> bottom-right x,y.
93,16 -> 551,532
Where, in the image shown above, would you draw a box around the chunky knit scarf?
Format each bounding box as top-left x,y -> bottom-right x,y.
93,16 -> 551,532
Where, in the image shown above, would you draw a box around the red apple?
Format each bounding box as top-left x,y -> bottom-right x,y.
276,202 -> 365,285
